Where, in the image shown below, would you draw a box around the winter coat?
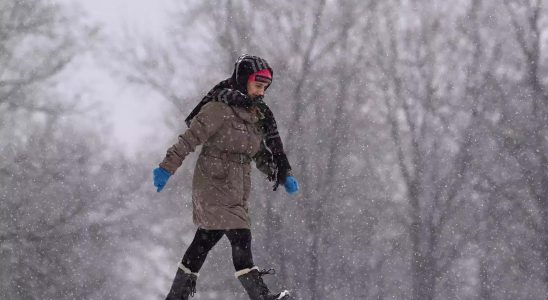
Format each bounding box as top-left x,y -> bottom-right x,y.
185,55 -> 292,190
159,101 -> 270,229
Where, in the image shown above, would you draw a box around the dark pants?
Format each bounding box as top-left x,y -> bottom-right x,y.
181,228 -> 254,273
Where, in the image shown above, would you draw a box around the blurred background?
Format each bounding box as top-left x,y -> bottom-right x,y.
1,0 -> 547,299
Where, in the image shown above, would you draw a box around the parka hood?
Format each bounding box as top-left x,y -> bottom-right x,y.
230,54 -> 273,94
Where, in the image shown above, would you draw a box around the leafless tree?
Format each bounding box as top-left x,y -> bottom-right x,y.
0,1 -> 145,299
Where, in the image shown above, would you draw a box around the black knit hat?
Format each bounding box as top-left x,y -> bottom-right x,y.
230,54 -> 273,94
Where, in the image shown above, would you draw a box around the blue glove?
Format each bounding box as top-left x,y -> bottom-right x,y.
153,167 -> 171,192
284,176 -> 299,195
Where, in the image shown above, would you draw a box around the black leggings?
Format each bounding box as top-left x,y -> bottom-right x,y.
181,228 -> 254,273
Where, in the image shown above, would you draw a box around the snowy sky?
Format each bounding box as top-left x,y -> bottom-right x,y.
57,0 -> 176,156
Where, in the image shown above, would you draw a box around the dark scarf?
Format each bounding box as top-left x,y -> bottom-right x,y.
185,79 -> 292,190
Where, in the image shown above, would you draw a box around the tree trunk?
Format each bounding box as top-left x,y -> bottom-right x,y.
409,190 -> 436,300
479,258 -> 492,300
540,165 -> 548,289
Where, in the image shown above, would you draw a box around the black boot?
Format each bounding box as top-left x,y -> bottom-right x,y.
236,267 -> 291,300
166,263 -> 198,300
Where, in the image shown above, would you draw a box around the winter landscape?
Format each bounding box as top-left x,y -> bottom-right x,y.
1,0 -> 547,299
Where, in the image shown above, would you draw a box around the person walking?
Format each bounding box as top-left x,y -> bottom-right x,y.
153,55 -> 299,300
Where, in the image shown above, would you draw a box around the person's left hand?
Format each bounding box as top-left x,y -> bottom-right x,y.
284,176 -> 299,195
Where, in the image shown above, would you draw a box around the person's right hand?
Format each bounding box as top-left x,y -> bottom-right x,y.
153,167 -> 172,192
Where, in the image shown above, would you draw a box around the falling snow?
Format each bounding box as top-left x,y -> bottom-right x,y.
1,0 -> 547,299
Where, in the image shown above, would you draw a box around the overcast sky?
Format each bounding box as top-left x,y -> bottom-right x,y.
57,0 -> 175,157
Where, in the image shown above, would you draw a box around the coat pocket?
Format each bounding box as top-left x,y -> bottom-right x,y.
198,156 -> 229,180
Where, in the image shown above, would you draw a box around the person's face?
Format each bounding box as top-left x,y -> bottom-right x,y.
247,80 -> 269,99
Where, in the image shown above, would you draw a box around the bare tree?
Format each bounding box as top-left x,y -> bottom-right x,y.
0,1 -> 145,299
0,1 -> 88,119
0,122 -> 140,299
368,0 -> 514,298
506,0 -> 548,288
489,0 -> 548,294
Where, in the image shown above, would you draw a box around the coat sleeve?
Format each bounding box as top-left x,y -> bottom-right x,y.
159,102 -> 228,174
